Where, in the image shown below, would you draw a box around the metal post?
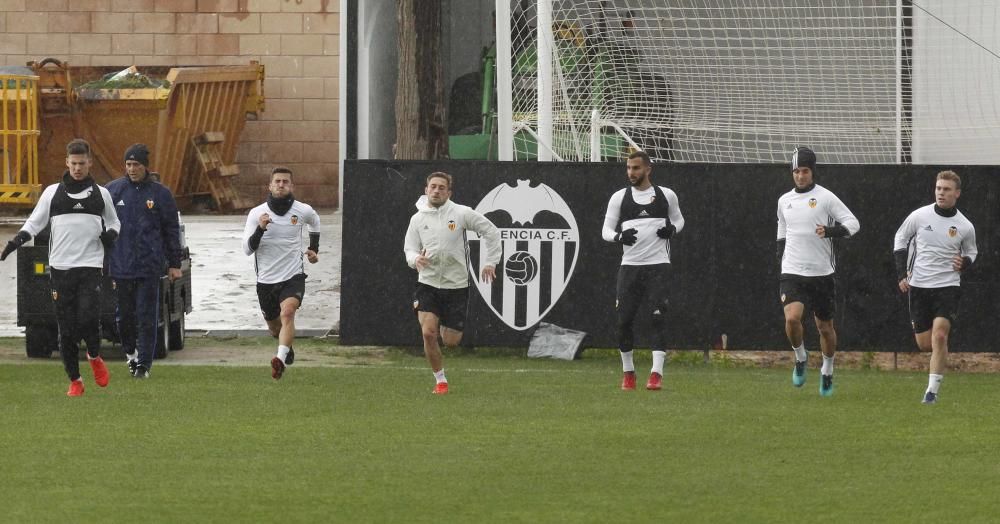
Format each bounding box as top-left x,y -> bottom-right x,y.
590,109 -> 601,161
536,0 -> 553,161
895,0 -> 902,164
495,0 -> 514,160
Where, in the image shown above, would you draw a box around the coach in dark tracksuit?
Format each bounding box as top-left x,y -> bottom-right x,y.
106,144 -> 183,379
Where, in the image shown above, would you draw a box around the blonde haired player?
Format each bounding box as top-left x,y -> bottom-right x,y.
893,170 -> 977,404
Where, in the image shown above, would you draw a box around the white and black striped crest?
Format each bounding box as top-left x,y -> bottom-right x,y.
468,180 -> 579,331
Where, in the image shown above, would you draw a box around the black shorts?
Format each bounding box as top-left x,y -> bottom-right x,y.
413,283 -> 468,332
616,263 -> 671,318
256,273 -> 306,321
780,275 -> 836,321
908,286 -> 960,333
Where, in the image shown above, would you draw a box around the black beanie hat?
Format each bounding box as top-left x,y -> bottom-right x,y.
791,147 -> 816,172
124,143 -> 150,167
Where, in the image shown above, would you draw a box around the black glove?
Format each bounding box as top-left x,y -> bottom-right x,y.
100,229 -> 118,250
656,224 -> 676,239
823,223 -> 850,238
614,228 -> 638,246
0,231 -> 31,262
959,256 -> 973,272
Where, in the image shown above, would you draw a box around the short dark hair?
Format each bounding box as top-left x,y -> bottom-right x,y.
426,171 -> 452,189
66,139 -> 91,157
627,150 -> 651,166
937,170 -> 961,189
270,166 -> 293,181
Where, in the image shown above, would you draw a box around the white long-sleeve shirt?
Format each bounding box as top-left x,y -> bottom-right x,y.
601,185 -> 684,265
777,184 -> 859,277
242,200 -> 321,284
404,198 -> 501,290
893,204 -> 977,288
21,182 -> 120,270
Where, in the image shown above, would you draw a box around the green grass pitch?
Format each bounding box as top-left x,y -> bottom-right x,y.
2,349 -> 999,523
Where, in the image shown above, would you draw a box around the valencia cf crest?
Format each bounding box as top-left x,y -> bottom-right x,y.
146,199 -> 154,209
808,198 -> 817,209
51,291 -> 58,301
448,220 -> 456,231
468,180 -> 579,331
948,226 -> 958,237
291,215 -> 299,225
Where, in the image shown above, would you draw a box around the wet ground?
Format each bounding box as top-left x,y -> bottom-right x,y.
0,211 -> 342,337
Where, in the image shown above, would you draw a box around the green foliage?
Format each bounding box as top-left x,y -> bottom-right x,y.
2,357 -> 999,522
861,350 -> 878,370
78,72 -> 170,90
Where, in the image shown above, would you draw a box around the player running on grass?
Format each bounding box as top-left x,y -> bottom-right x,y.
893,170 -> 977,405
602,150 -> 684,392
242,167 -> 320,380
776,147 -> 859,397
0,139 -> 120,396
404,172 -> 501,395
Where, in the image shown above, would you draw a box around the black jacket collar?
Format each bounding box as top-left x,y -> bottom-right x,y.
61,172 -> 95,194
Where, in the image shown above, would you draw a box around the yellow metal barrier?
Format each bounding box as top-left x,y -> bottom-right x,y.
0,71 -> 41,206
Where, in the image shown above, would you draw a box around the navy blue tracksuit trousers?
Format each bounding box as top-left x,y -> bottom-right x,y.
114,277 -> 160,369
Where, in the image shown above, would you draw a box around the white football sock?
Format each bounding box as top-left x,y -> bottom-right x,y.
651,351 -> 666,375
793,344 -> 807,362
433,369 -> 447,384
277,345 -> 290,363
821,354 -> 834,376
928,374 -> 943,394
126,350 -> 138,362
620,350 -> 635,373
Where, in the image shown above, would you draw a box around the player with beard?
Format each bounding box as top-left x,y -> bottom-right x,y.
242,167 -> 321,380
601,150 -> 685,391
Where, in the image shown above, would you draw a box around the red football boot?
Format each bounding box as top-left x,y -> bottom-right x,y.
270,357 -> 285,380
90,356 -> 109,387
67,379 -> 84,397
621,371 -> 636,391
646,372 -> 663,391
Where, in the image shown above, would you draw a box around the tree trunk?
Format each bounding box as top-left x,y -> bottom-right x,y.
395,0 -> 448,159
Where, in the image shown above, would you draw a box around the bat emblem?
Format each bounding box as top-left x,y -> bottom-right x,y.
468,180 -> 580,330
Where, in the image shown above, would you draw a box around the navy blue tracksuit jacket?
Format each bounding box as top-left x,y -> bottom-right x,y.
106,174 -> 182,278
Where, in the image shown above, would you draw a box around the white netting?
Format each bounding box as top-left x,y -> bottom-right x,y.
499,0 -> 1000,164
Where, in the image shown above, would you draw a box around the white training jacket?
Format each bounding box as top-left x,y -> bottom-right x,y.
777,184 -> 860,277
893,204 -> 977,288
404,197 -> 501,290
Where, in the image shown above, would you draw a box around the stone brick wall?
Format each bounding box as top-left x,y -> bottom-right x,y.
0,0 -> 340,208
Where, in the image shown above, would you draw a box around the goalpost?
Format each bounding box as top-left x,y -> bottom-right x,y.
495,0 -> 1000,164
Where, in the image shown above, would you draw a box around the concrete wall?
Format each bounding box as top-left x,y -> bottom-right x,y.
0,0 -> 340,208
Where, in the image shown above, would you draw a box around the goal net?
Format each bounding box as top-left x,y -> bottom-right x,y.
496,0 -> 1000,164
